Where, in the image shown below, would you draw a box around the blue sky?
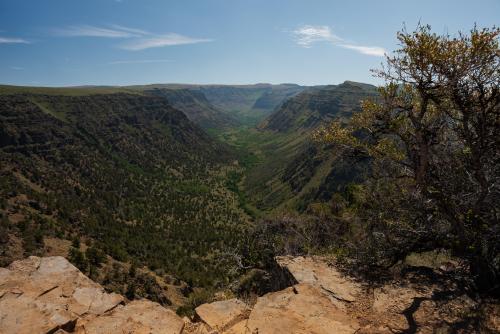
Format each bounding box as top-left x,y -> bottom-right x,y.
1,0 -> 498,86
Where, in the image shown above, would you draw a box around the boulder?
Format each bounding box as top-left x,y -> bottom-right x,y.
276,256 -> 362,302
195,298 -> 248,331
246,283 -> 360,334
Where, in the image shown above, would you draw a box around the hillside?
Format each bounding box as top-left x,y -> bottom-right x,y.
237,82 -> 378,212
0,81 -> 380,287
0,91 -> 250,292
195,84 -> 306,126
124,83 -> 307,127
247,84 -> 307,125
261,81 -> 378,132
145,88 -> 238,130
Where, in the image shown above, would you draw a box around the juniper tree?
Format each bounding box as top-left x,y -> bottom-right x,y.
316,25 -> 499,293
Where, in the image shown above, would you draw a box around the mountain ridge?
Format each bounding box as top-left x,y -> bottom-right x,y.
260,81 -> 378,132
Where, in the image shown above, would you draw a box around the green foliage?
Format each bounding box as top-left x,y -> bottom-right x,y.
19,219 -> 45,257
176,289 -> 213,317
71,236 -> 80,249
125,282 -> 136,300
86,246 -> 106,268
0,92 -> 250,292
234,268 -> 270,296
0,215 -> 10,244
216,82 -> 376,214
129,263 -> 137,278
69,247 -> 87,272
318,25 -> 500,293
84,245 -> 107,280
249,213 -> 347,257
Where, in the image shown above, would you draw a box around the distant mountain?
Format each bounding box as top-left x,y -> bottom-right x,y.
124,83 -> 308,127
145,88 -> 238,130
244,81 -> 378,212
248,84 -> 306,125
261,81 -> 378,132
198,84 -> 272,114
195,84 -> 307,126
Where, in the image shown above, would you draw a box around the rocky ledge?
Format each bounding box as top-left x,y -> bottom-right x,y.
188,256 -> 500,334
0,256 -> 184,334
1,256 -> 498,334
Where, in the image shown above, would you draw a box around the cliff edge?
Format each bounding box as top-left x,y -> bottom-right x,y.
1,256 -> 498,334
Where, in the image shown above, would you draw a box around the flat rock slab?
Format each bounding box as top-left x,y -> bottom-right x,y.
0,256 -> 184,334
276,256 -> 362,302
195,298 -> 248,331
0,256 -> 124,334
223,320 -> 249,334
75,299 -> 185,334
246,283 -> 360,334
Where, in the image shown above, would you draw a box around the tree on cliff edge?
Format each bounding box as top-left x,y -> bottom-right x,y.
316,25 -> 499,294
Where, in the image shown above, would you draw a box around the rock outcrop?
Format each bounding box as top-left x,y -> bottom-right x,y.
275,256 -> 362,303
246,283 -> 359,334
195,298 -> 249,332
187,257 -> 363,334
1,256 -> 498,334
187,256 -> 499,334
75,300 -> 184,334
0,256 -> 184,334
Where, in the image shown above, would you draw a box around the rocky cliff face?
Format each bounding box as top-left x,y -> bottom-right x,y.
1,256 -> 498,334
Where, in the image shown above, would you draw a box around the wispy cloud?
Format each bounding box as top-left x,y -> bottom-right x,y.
292,25 -> 385,57
119,33 -> 212,51
53,24 -> 143,38
0,37 -> 30,44
338,44 -> 386,57
293,25 -> 341,48
9,66 -> 25,70
53,24 -> 211,50
108,24 -> 149,36
109,59 -> 172,65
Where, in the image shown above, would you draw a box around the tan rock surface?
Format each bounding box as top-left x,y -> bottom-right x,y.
0,256 -> 123,334
0,256 -> 184,334
224,320 -> 248,334
276,256 -> 362,302
195,298 -> 248,331
75,299 -> 185,334
246,283 -> 360,334
372,285 -> 432,314
2,255 -> 497,334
